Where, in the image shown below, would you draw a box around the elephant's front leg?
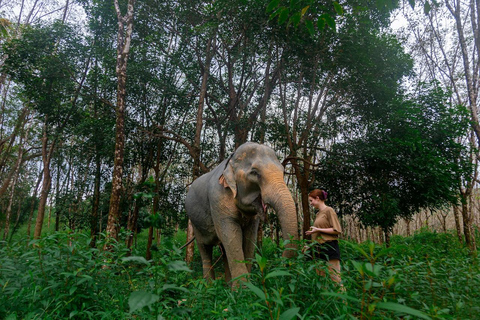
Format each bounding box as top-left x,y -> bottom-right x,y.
242,216 -> 260,273
216,218 -> 249,283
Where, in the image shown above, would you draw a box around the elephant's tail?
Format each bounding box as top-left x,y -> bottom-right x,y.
179,236 -> 195,250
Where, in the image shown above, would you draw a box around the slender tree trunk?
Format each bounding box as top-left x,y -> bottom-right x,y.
34,121 -> 54,239
0,108 -> 28,198
146,225 -> 154,261
90,152 -> 101,248
405,218 -> 411,237
10,197 -> 23,242
27,169 -> 43,239
384,229 -> 390,247
453,204 -> 464,243
62,0 -> 70,23
147,140 -> 163,260
461,189 -> 478,252
126,201 -> 141,250
461,195 -> 474,250
3,117 -> 27,240
104,0 -> 136,247
447,0 -> 480,144
54,158 -> 61,231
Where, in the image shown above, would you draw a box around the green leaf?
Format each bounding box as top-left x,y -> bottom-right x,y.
256,253 -> 267,272
244,282 -> 266,300
351,260 -> 365,276
333,2 -> 344,15
305,19 -> 314,36
290,12 -> 302,26
424,1 -> 431,15
278,7 -> 290,24
317,17 -> 326,31
266,0 -> 280,13
279,307 -> 300,320
324,14 -> 336,31
345,241 -> 370,260
167,261 -> 192,272
122,256 -> 150,265
376,302 -> 432,320
365,263 -> 383,277
301,6 -> 310,17
265,270 -> 292,279
129,291 -> 160,313
162,283 -> 189,293
321,292 -> 361,303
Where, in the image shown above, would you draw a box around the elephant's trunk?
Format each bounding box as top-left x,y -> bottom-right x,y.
262,178 -> 299,257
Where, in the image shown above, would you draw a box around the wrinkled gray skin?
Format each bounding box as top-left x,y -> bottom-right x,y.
185,142 -> 299,284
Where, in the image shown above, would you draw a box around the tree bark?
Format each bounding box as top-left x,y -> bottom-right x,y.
0,108 -> 28,198
27,169 -> 43,239
453,204 -> 464,243
104,0 -> 136,248
126,201 -> 141,250
90,151 -> 101,248
33,120 -> 54,239
2,115 -> 27,240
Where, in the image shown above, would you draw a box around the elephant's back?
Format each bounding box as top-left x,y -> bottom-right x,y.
185,162 -> 224,219
185,173 -> 209,216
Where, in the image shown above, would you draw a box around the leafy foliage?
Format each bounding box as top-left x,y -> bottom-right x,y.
317,84 -> 472,232
1,229 -> 478,319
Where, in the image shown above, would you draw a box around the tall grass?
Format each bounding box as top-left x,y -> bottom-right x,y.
1,229 -> 478,319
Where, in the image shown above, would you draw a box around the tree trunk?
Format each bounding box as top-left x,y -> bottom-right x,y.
126,200 -> 141,250
54,158 -> 62,232
3,117 -> 27,240
447,0 -> 480,145
185,220 -> 195,264
147,140 -> 162,261
104,0 -> 136,247
33,121 -> 54,239
10,197 -> 23,242
0,108 -> 28,198
405,218 -> 411,237
27,169 -> 43,239
90,152 -> 101,248
461,192 -> 477,252
384,229 -> 390,247
297,171 -> 311,240
453,204 -> 463,243
146,225 -> 154,261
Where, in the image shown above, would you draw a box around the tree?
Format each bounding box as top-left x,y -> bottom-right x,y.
398,0 -> 479,252
2,22 -> 91,239
317,84 -> 472,244
104,0 -> 136,246
272,0 -> 413,238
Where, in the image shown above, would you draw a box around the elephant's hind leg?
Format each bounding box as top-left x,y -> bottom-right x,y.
197,243 -> 215,280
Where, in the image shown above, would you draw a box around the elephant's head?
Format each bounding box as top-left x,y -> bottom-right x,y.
219,142 -> 299,256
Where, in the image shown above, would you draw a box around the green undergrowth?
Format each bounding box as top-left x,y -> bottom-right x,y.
1,229 -> 479,319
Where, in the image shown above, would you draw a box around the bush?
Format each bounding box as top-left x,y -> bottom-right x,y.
1,229 -> 479,319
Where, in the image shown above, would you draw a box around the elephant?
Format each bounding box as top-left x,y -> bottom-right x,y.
185,142 -> 299,284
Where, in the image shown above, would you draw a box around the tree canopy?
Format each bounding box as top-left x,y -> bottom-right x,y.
0,0 -> 475,247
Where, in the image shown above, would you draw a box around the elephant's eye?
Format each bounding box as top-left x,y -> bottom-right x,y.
250,169 -> 260,177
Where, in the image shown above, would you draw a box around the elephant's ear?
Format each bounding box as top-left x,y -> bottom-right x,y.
219,161 -> 237,198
